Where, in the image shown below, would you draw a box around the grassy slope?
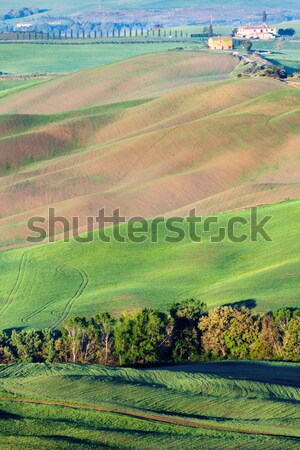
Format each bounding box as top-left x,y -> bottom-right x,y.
0,80 -> 45,102
0,80 -> 39,92
251,40 -> 300,73
274,20 -> 300,34
0,200 -> 299,330
0,361 -> 300,449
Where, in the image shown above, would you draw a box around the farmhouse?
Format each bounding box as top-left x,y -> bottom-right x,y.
16,23 -> 32,29
47,21 -> 63,26
235,25 -> 276,40
208,37 -> 233,50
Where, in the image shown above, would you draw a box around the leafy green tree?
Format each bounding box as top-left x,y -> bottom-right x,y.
283,313 -> 300,361
278,28 -> 296,37
286,28 -> 296,36
0,331 -> 13,363
199,307 -> 233,358
199,306 -> 258,359
114,309 -> 169,366
10,329 -> 43,362
250,315 -> 278,360
169,299 -> 207,361
251,309 -> 300,360
242,40 -> 252,53
273,308 -> 293,333
260,65 -> 287,79
114,314 -> 135,366
41,329 -> 56,363
270,308 -> 293,356
223,308 -> 259,359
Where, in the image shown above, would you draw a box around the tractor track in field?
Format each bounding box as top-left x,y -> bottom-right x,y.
21,297 -> 57,324
50,266 -> 89,330
0,252 -> 28,320
21,265 -> 70,324
0,396 -> 300,442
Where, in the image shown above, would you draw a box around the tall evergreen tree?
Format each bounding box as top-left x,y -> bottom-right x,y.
208,24 -> 214,37
263,10 -> 267,23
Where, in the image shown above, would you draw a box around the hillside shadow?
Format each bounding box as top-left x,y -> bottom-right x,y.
157,361 -> 300,388
223,299 -> 257,309
0,410 -> 22,420
145,409 -> 236,423
3,326 -> 27,336
14,434 -> 106,448
12,412 -> 186,437
263,57 -> 297,75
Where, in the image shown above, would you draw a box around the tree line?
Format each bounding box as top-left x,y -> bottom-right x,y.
2,28 -> 193,41
0,300 -> 299,365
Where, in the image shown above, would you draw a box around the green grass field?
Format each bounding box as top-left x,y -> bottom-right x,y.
0,80 -> 36,91
0,13 -> 299,449
0,361 -> 300,449
251,40 -> 300,73
0,79 -> 44,100
0,200 -> 299,331
1,34 -> 299,76
0,42 -> 207,74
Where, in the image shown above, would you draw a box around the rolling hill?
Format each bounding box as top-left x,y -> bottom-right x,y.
0,51 -> 298,329
0,52 -> 237,111
0,199 -> 299,331
0,15 -> 299,450
1,361 -> 300,449
0,52 -> 299,247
